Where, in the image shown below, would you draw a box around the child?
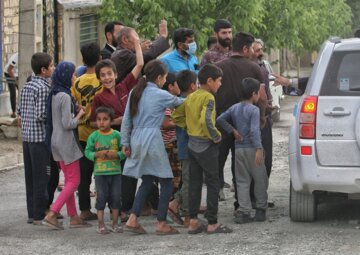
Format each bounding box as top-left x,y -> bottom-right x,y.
71,42 -> 103,221
90,29 -> 143,221
172,64 -> 232,234
43,61 -> 88,230
18,52 -> 54,225
216,77 -> 268,223
85,107 -> 125,234
121,60 -> 183,235
167,70 -> 197,227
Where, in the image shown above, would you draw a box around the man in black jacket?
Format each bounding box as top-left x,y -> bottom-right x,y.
100,21 -> 124,60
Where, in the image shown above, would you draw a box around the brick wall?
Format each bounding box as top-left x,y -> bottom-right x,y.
3,0 -> 19,66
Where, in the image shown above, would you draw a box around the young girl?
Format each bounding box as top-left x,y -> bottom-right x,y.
121,60 -> 183,235
85,107 -> 125,234
43,61 -> 88,230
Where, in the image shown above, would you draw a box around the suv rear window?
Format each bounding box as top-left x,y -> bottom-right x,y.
320,51 -> 360,96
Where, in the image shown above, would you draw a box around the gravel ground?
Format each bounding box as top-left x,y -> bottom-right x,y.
2,96 -> 360,255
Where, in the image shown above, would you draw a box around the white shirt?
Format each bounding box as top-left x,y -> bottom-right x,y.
5,53 -> 18,77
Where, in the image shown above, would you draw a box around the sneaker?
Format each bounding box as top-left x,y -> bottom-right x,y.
234,212 -> 253,224
219,189 -> 225,201
254,209 -> 266,222
80,210 -> 97,221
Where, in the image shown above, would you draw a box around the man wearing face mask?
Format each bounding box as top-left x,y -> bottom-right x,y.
200,19 -> 232,67
160,28 -> 199,73
101,21 -> 124,60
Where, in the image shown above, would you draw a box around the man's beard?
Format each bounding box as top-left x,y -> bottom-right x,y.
111,37 -> 118,48
218,38 -> 231,48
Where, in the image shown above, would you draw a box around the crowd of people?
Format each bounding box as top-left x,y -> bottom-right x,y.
17,18 -> 293,235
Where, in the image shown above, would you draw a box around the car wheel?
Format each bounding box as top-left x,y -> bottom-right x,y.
289,181 -> 317,222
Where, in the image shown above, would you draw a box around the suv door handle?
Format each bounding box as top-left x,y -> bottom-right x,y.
324,107 -> 351,116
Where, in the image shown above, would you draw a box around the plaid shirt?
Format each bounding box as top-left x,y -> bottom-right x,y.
18,76 -> 51,142
200,44 -> 232,67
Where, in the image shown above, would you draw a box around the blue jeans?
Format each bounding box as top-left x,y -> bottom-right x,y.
95,174 -> 122,210
131,175 -> 172,221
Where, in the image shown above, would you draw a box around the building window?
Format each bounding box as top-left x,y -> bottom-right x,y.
80,14 -> 98,47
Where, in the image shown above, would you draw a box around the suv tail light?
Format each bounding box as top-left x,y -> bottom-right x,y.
299,96 -> 318,139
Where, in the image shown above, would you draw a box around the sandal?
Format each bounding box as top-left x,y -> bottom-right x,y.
110,225 -> 123,233
124,224 -> 147,234
97,226 -> 110,235
167,208 -> 184,225
206,224 -> 232,234
188,223 -> 205,235
70,221 -> 92,228
42,218 -> 64,230
156,226 -> 179,235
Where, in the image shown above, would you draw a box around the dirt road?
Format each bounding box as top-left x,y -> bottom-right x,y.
1,96 -> 360,255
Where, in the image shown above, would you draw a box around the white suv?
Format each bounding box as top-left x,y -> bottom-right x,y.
288,37 -> 360,221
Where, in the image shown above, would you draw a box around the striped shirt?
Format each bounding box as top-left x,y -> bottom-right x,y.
161,108 -> 176,144
18,76 -> 51,142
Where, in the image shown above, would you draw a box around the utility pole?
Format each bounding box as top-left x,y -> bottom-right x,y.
18,0 -> 37,90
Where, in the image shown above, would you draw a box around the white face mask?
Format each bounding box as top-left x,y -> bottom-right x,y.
186,42 -> 197,55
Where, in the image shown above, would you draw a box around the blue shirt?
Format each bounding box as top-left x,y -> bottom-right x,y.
160,50 -> 199,73
216,102 -> 263,149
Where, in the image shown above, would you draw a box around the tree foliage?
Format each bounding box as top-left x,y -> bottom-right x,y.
99,0 -> 353,53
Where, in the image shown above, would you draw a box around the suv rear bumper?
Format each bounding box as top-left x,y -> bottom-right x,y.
289,139 -> 360,194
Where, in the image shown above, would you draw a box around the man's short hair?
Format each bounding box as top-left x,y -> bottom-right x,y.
81,42 -> 100,67
198,64 -> 223,85
104,21 -> 123,37
162,72 -> 177,91
254,38 -> 264,46
214,19 -> 232,32
176,70 -> 197,92
95,59 -> 117,79
95,106 -> 115,121
116,27 -> 134,46
232,32 -> 255,53
242,77 -> 260,99
173,28 -> 194,49
31,52 -> 53,75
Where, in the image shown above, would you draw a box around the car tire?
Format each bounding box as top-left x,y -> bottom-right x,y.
289,181 -> 317,222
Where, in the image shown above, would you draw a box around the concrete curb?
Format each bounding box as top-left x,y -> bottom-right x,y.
0,153 -> 23,172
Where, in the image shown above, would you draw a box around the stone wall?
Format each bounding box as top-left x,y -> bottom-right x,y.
3,0 -> 19,65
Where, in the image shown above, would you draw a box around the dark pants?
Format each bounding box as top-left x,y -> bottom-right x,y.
78,141 -> 94,211
23,142 -> 50,220
121,159 -> 138,212
218,132 -> 235,189
188,144 -> 220,225
4,72 -> 17,113
95,174 -> 122,210
131,175 -> 172,221
47,155 -> 60,208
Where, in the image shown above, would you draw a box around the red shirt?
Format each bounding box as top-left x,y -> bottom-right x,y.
91,72 -> 137,122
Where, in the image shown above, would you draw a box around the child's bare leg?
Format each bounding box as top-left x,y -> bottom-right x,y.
111,209 -> 119,228
97,210 -> 105,229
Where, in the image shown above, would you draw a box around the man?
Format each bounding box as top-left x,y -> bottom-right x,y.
160,28 -> 199,73
216,32 -> 268,212
4,52 -> 18,118
111,20 -> 170,83
100,21 -> 124,60
200,19 -> 232,66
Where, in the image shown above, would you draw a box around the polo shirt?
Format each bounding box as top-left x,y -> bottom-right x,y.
160,50 -> 199,73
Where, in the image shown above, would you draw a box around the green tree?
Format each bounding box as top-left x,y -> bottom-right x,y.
347,0 -> 360,33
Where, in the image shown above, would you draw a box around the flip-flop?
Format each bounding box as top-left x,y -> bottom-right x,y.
155,226 -> 180,235
110,225 -> 123,233
69,221 -> 92,228
124,224 -> 147,234
206,224 -> 233,234
167,208 -> 184,225
42,218 -> 64,230
97,226 -> 110,235
188,223 -> 205,235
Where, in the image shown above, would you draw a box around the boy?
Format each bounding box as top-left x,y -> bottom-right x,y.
71,42 -> 103,221
216,77 -> 268,223
172,64 -> 232,234
85,107 -> 125,234
18,52 -> 54,225
168,70 -> 197,227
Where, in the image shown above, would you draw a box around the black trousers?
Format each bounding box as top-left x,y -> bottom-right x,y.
78,141 -> 94,211
23,142 -> 50,220
218,132 -> 235,189
47,154 -> 60,208
4,72 -> 17,113
188,144 -> 220,225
